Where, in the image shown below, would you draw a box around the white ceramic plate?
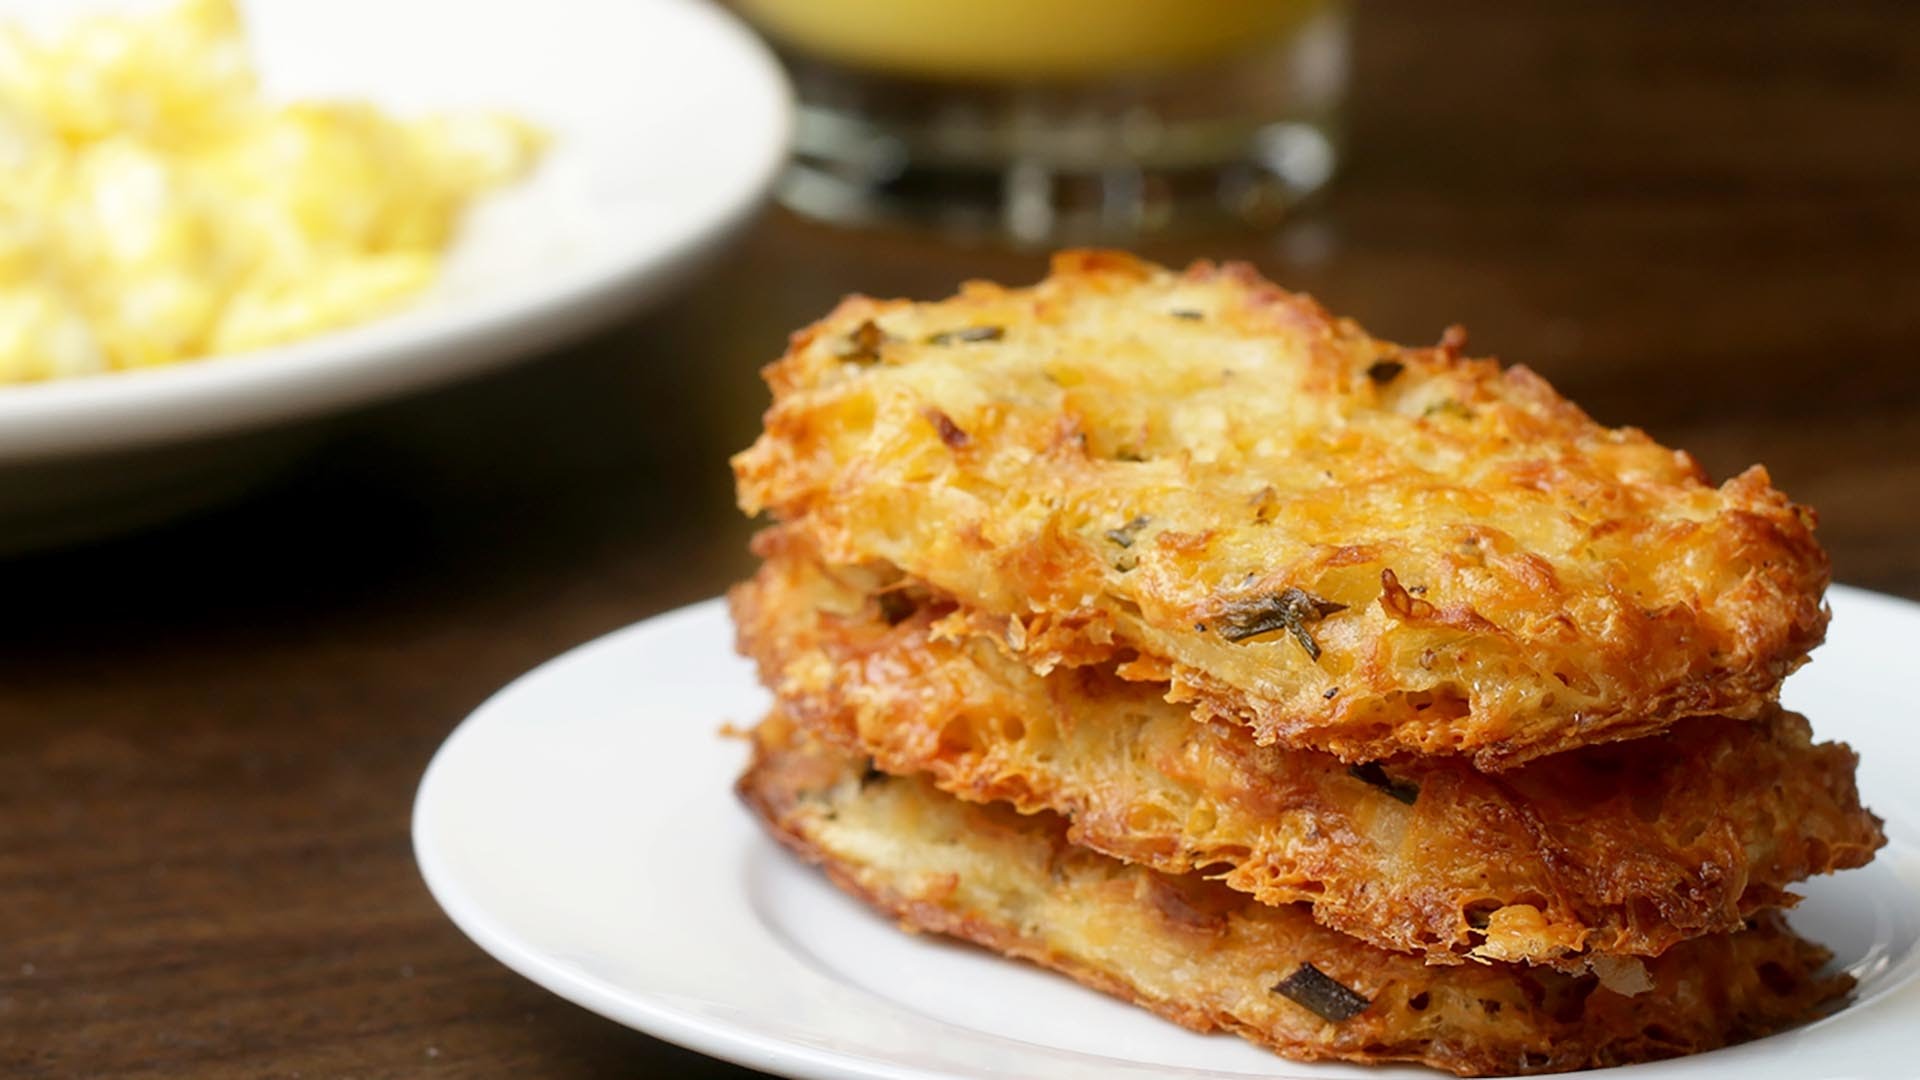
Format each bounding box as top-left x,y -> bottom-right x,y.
0,0 -> 790,460
414,585 -> 1920,1080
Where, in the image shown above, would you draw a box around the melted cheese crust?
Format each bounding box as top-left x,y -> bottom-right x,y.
740,718 -> 1850,1076
734,251 -> 1829,768
731,533 -> 1883,966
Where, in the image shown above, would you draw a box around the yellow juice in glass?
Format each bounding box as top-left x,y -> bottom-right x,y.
735,0 -> 1348,240
736,0 -> 1326,81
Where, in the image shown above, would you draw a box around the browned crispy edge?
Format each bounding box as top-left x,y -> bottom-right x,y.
736,737 -> 1452,1074
736,721 -> 1854,1077
734,251 -> 1830,771
730,534 -> 1885,967
737,758 -> 1239,1037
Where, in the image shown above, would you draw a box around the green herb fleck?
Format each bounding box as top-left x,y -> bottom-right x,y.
1366,359 -> 1405,383
1203,588 -> 1348,659
1272,963 -> 1370,1022
1104,515 -> 1151,548
927,326 -> 1004,345
838,319 -> 888,363
1348,762 -> 1419,805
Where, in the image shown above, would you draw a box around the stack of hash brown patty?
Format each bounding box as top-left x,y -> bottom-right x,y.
728,252 -> 1884,1076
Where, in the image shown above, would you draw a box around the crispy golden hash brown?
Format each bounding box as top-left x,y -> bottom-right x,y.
731,530 -> 1884,967
739,716 -> 1851,1077
733,251 -> 1829,769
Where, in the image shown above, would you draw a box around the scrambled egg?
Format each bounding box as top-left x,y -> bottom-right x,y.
0,0 -> 542,382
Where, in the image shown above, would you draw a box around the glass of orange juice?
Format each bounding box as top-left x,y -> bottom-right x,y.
734,0 -> 1348,243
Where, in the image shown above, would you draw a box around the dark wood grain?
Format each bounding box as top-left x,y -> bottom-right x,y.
4,3 -> 1917,1076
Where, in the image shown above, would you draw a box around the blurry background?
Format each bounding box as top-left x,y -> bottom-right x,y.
5,2 -> 1918,1076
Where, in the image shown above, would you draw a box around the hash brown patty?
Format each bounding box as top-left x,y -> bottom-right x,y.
738,715 -> 1852,1076
732,530 -> 1883,967
734,251 -> 1828,769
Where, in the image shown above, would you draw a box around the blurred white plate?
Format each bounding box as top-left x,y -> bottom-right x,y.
0,0 -> 789,546
414,585 -> 1920,1080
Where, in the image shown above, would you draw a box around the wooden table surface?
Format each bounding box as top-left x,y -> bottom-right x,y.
6,3 -> 1917,1077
